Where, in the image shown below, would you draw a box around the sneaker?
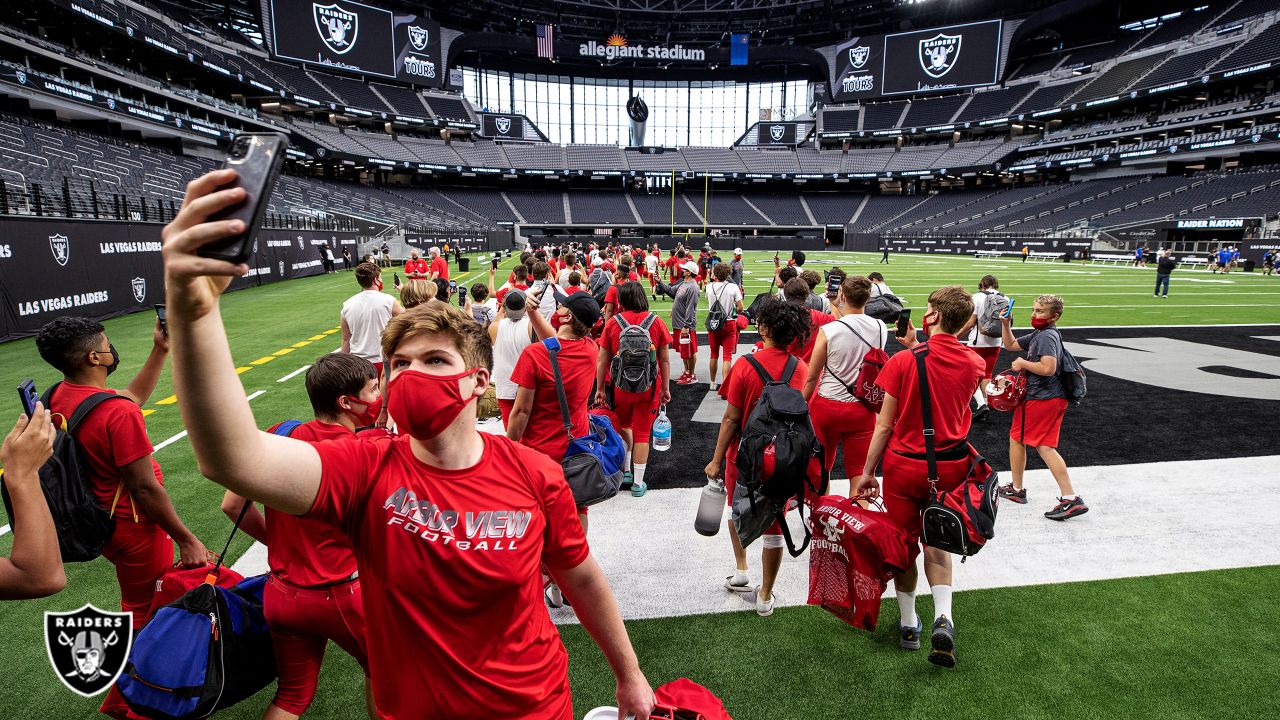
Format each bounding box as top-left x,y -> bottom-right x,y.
755,588 -> 776,617
676,374 -> 697,385
927,616 -> 956,668
620,470 -> 633,491
1045,496 -> 1089,521
709,381 -> 718,392
973,404 -> 990,422
998,483 -> 1027,504
544,581 -> 564,608
631,478 -> 647,497
724,573 -> 752,594
899,619 -> 923,651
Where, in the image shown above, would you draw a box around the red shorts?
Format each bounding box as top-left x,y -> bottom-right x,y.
1011,397 -> 1068,448
882,451 -> 971,545
809,394 -> 876,479
101,519 -> 174,629
674,328 -> 698,359
972,346 -> 1000,379
724,449 -> 781,536
498,397 -> 515,427
612,389 -> 660,443
708,326 -> 739,360
265,575 -> 369,715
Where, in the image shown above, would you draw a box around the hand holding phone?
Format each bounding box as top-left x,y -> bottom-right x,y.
198,133 -> 289,265
17,380 -> 39,417
895,308 -> 912,338
1003,297 -> 1016,318
155,304 -> 168,337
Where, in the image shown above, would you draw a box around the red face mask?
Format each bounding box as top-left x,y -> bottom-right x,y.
921,311 -> 938,335
386,369 -> 477,441
374,278 -> 384,291
1030,316 -> 1054,330
343,395 -> 382,427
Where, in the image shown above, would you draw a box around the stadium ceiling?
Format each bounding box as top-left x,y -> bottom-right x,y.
188,0 -> 1220,51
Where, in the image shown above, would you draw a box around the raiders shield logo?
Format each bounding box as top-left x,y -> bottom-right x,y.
49,233 -> 70,267
919,33 -> 961,78
769,125 -> 786,142
408,25 -> 429,51
44,605 -> 132,697
495,117 -> 512,135
131,277 -> 146,303
279,260 -> 286,276
848,45 -> 870,69
313,3 -> 359,55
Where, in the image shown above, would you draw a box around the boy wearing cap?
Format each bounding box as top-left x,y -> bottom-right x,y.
656,262 -> 702,385
730,249 -> 744,289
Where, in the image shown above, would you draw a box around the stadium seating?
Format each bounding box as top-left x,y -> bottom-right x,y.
746,195 -> 813,225
424,95 -> 475,123
1067,52 -> 1174,100
630,192 -> 703,225
373,84 -> 432,117
568,192 -> 638,224
802,193 -> 863,225
506,191 -> 566,223
1135,46 -> 1231,89
862,102 -> 908,131
321,75 -> 394,113
1208,20 -> 1280,70
901,95 -> 969,128
955,86 -> 1034,122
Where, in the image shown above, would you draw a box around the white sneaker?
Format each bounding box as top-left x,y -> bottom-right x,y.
709,382 -> 718,391
544,581 -> 564,608
755,587 -> 776,617
724,572 -> 752,594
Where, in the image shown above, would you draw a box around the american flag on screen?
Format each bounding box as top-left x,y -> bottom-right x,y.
536,24 -> 555,59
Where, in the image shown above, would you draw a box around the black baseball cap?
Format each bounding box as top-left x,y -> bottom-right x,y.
553,288 -> 602,327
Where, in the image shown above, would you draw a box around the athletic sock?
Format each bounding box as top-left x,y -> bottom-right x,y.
633,464 -> 646,487
729,569 -> 749,586
1061,494 -> 1077,501
896,591 -> 918,628
973,387 -> 987,407
624,450 -> 633,472
931,585 -> 953,622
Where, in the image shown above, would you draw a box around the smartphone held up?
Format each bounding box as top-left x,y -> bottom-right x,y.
197,132 -> 289,265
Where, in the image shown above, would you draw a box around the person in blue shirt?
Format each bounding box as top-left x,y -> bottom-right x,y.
1215,247 -> 1232,274
1263,249 -> 1275,276
1134,246 -> 1144,267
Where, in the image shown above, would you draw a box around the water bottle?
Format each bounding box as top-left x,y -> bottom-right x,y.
651,405 -> 672,452
695,476 -> 727,537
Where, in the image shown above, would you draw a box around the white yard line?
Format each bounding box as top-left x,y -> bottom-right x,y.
0,524 -> 9,537
153,390 -> 265,454
277,365 -> 311,383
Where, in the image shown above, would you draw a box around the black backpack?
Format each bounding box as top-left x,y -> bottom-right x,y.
1048,330 -> 1087,404
610,314 -> 658,394
588,268 -> 612,305
744,292 -> 774,325
705,284 -> 733,333
0,383 -> 130,562
732,355 -> 825,557
864,292 -> 905,324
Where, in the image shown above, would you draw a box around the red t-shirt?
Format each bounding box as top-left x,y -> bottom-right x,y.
602,273 -> 639,308
264,420 -> 359,587
717,347 -> 808,462
307,433 -> 588,720
874,334 -> 985,455
405,258 -> 430,277
48,382 -> 161,520
792,309 -> 836,362
510,337 -> 598,460
562,285 -> 585,295
495,282 -> 530,304
430,256 -> 450,280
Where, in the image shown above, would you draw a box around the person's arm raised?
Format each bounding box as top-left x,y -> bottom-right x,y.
121,319 -> 169,405
0,406 -> 66,600
162,169 -> 321,515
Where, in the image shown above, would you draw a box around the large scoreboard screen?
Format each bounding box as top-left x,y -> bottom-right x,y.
266,0 -> 441,86
832,19 -> 1003,102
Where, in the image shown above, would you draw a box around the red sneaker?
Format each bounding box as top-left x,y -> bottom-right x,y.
676,373 -> 696,385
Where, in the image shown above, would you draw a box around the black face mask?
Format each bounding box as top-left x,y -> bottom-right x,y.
100,343 -> 120,376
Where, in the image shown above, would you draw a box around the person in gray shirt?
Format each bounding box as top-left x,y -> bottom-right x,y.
656,261 -> 702,384
997,294 -> 1087,521
730,249 -> 745,289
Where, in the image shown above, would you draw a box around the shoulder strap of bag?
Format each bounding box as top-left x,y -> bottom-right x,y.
541,338 -> 575,442
640,313 -> 657,331
67,391 -> 133,433
743,353 -> 775,386
615,314 -> 631,330
779,355 -> 798,385
913,344 -> 939,487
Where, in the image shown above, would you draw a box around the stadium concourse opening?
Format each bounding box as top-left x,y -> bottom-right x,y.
2,0 -> 1280,717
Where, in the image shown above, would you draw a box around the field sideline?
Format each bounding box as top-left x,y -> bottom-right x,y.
0,250 -> 1277,718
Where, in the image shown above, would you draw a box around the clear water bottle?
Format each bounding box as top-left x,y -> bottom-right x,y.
695,476 -> 727,537
651,405 -> 672,452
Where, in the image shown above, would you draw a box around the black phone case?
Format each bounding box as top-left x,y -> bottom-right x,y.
199,132 -> 290,265
18,381 -> 38,416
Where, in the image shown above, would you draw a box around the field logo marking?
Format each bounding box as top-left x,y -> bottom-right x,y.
1068,337 -> 1280,400
44,605 -> 132,698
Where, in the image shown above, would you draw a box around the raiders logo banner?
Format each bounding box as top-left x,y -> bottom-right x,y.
757,122 -> 798,145
481,113 -> 525,139
269,0 -> 396,78
881,19 -> 1002,96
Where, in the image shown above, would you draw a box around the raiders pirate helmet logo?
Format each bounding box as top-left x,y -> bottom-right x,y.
919,33 -> 961,78
131,277 -> 146,303
44,605 -> 132,697
313,3 -> 359,55
495,117 -> 512,135
769,125 -> 786,142
408,25 -> 429,52
848,45 -> 870,69
49,233 -> 70,267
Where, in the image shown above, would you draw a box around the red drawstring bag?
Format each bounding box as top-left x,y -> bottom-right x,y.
808,495 -> 917,631
653,678 -> 732,720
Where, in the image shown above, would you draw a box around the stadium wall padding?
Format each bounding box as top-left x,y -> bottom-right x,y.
843,233 -> 1092,256
0,218 -> 365,342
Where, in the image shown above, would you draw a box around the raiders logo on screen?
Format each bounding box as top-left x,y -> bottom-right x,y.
313,3 -> 359,55
408,25 -> 429,52
496,117 -> 512,135
770,125 -> 786,142
49,233 -> 70,267
919,33 -> 961,78
44,605 -> 132,698
131,277 -> 146,303
848,45 -> 870,69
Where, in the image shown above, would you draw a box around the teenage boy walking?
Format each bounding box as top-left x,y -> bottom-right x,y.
997,294 -> 1088,521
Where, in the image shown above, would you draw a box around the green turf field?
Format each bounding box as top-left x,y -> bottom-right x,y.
0,250 -> 1277,718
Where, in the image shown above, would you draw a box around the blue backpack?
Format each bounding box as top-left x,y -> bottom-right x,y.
117,424 -> 298,718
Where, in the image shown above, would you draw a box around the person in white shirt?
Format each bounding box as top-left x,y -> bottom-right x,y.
340,262 -> 404,377
644,248 -> 661,300
556,252 -> 580,287
529,261 -> 560,320
802,276 -> 887,489
958,275 -> 1004,419
488,289 -> 534,428
704,263 -> 744,390
869,272 -> 893,298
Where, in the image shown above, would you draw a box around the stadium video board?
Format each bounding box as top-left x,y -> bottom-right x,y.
756,122 -> 800,145
267,0 -> 441,86
881,20 -> 1003,96
832,19 -> 1002,102
481,114 -> 525,140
